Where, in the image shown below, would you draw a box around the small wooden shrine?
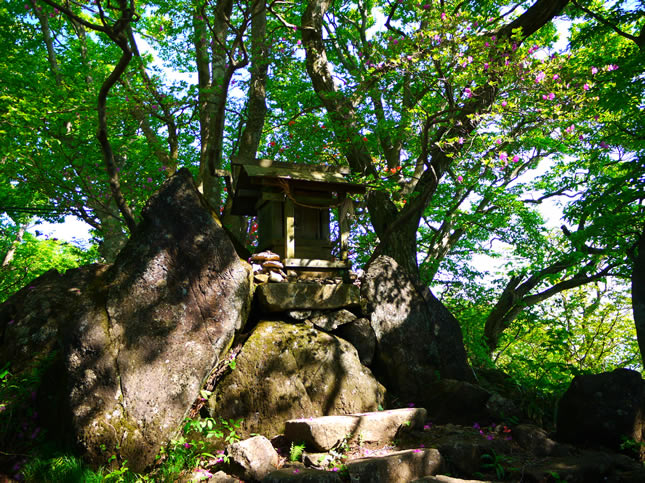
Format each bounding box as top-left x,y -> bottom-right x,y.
230,158 -> 365,274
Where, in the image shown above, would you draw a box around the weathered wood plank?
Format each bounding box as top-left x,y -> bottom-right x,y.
284,258 -> 350,269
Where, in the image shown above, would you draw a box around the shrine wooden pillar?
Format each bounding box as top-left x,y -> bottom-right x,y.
284,198 -> 296,259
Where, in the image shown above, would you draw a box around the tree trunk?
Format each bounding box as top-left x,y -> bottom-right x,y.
301,0 -> 571,280
366,191 -> 421,277
2,225 -> 26,267
94,207 -> 129,263
632,227 -> 645,368
194,0 -> 234,211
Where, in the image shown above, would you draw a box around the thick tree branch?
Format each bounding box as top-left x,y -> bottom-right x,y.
571,0 -> 644,49
632,226 -> 645,368
30,0 -> 62,86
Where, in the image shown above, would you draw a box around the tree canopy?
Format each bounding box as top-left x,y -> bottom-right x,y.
1,0 -> 644,387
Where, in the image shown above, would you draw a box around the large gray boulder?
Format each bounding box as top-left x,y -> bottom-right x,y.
556,368 -> 645,454
0,169 -> 253,471
361,256 -> 473,406
333,317 -> 376,366
207,320 -> 386,438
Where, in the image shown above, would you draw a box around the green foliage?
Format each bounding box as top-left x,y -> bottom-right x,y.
182,416 -> 242,445
476,450 -> 517,480
451,280 -> 640,425
152,417 -> 242,481
289,441 -> 306,462
620,436 -> 645,461
21,455 -> 104,483
0,354 -> 56,477
0,230 -> 99,303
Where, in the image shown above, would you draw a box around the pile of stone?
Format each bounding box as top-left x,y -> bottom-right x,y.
250,251 -> 287,283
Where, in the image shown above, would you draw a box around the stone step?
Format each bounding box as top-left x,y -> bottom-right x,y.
262,467 -> 342,482
346,448 -> 443,482
262,448 -> 443,482
412,476 -> 492,483
284,407 -> 427,451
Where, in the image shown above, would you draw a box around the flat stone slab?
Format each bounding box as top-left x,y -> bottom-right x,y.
256,283 -> 360,312
262,467 -> 342,482
412,476 -> 491,483
284,408 -> 427,451
346,448 -> 443,482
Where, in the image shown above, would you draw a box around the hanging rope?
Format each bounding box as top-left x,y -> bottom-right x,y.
0,205 -> 75,215
276,178 -> 349,210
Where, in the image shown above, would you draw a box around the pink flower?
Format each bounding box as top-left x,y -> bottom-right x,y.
583,83 -> 590,91
457,175 -> 463,182
548,92 -> 555,100
606,64 -> 618,71
495,138 -> 502,145
501,100 -> 507,107
458,137 -> 464,144
565,124 -> 575,134
484,63 -> 489,70
599,141 -> 609,149
485,41 -> 490,47
591,66 -> 598,75
440,11 -> 445,17
147,177 -> 153,183
512,155 -> 520,163
464,88 -> 472,98
535,71 -> 545,83
499,152 -> 508,162
553,74 -> 559,80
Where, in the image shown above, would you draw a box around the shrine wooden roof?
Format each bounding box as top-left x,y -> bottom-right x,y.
230,158 -> 365,216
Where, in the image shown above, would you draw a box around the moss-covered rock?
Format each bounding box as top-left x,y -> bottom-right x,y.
207,321 -> 386,438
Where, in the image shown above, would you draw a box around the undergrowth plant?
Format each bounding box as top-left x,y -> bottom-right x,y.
475,450 -> 518,480
289,442 -> 306,462
16,415 -> 244,482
